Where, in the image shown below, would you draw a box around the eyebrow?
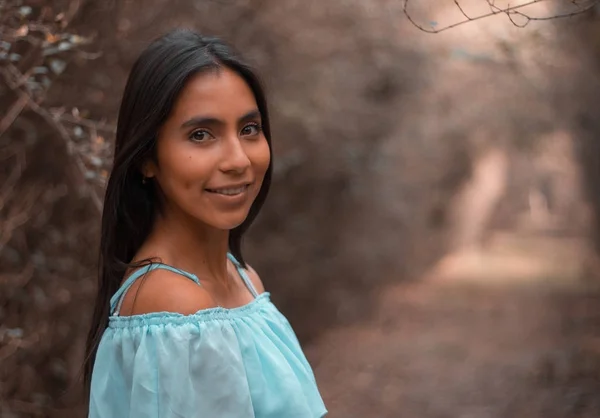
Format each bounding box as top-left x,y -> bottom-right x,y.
180,110 -> 262,129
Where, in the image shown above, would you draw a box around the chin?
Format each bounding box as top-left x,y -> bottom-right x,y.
204,211 -> 250,231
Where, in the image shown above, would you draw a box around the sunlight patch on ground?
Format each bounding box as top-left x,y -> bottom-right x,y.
422,232 -> 588,288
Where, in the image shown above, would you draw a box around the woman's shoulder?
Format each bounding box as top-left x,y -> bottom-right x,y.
242,263 -> 266,294
118,267 -> 217,316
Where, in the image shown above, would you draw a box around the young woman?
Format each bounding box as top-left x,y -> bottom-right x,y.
83,29 -> 327,418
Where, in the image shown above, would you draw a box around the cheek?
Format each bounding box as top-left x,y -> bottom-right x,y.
250,140 -> 271,177
157,150 -> 212,194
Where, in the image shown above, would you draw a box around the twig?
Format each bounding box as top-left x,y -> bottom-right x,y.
0,94 -> 28,138
57,113 -> 116,133
454,0 -> 474,20
64,0 -> 83,25
76,50 -> 103,60
0,144 -> 18,161
3,63 -> 24,89
0,341 -> 20,362
0,262 -> 33,286
0,186 -> 39,253
487,1 -> 531,28
0,147 -> 25,213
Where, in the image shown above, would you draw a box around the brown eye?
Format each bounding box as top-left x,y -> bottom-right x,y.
189,130 -> 212,142
240,123 -> 262,137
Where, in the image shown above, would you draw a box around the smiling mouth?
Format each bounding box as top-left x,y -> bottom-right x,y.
205,184 -> 250,196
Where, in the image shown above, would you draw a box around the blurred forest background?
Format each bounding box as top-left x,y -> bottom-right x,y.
2,0 -> 600,417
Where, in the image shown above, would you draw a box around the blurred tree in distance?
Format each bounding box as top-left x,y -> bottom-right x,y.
0,1 -> 111,415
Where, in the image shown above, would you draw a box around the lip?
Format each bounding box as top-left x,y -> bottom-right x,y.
205,183 -> 252,197
205,182 -> 252,192
204,184 -> 254,206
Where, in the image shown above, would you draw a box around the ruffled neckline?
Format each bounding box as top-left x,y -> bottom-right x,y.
108,292 -> 272,328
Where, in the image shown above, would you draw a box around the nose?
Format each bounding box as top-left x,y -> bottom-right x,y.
219,137 -> 251,174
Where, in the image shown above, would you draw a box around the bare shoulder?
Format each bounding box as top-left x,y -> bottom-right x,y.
119,268 -> 216,316
244,264 -> 266,294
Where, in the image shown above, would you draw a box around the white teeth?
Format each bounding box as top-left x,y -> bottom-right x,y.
208,185 -> 247,195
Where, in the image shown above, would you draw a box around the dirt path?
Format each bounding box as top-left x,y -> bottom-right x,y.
306,232 -> 600,418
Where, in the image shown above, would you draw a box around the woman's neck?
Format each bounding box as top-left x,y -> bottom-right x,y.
136,211 -> 230,284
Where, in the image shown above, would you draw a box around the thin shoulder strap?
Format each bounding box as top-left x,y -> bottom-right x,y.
110,263 -> 201,316
227,253 -> 259,299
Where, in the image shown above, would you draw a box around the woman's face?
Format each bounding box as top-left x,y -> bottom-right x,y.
144,67 -> 270,230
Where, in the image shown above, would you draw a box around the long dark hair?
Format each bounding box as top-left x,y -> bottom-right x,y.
83,28 -> 272,393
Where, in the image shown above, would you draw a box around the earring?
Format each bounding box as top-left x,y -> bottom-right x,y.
142,176 -> 147,185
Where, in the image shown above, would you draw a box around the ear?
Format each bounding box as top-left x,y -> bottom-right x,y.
141,159 -> 157,179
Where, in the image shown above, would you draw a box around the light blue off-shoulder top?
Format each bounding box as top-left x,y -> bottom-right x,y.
89,253 -> 327,418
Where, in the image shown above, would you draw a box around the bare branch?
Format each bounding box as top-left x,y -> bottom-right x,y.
0,185 -> 40,254
403,0 -> 599,33
27,98 -> 104,213
0,263 -> 34,287
0,94 -> 28,138
0,53 -> 107,214
0,147 -> 25,213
